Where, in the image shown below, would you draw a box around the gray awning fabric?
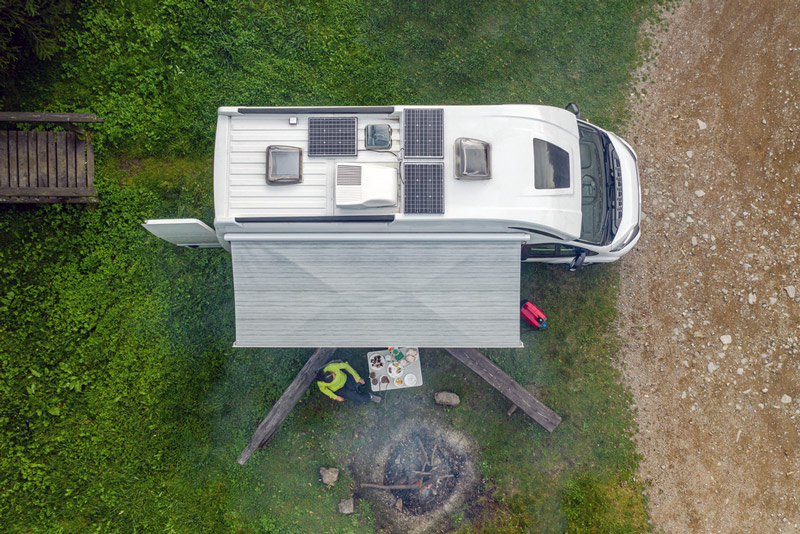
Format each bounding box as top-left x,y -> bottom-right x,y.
230,238 -> 522,347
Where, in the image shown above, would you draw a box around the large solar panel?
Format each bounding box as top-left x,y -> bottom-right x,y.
308,117 -> 357,156
404,163 -> 444,214
403,108 -> 444,158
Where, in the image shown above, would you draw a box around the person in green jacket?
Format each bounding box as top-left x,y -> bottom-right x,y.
317,360 -> 380,404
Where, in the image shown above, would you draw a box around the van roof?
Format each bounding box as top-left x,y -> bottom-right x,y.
213,104 -> 583,239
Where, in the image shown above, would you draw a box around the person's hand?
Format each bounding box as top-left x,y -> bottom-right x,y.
358,378 -> 365,384
336,396 -> 344,402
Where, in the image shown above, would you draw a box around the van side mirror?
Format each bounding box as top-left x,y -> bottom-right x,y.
565,102 -> 581,119
569,250 -> 587,272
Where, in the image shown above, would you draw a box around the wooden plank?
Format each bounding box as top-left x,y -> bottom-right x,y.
8,132 -> 17,187
17,132 -> 29,188
445,348 -> 561,432
86,142 -> 95,187
0,112 -> 103,123
28,130 -> 39,186
47,132 -> 56,188
0,195 -> 99,204
37,131 -> 48,187
76,138 -> 86,187
0,187 -> 98,197
0,131 -> 8,187
237,347 -> 337,466
66,133 -> 76,188
56,132 -> 67,187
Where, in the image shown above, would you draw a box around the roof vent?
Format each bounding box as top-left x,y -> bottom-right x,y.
455,138 -> 491,180
266,145 -> 302,185
336,164 -> 397,208
365,124 -> 392,150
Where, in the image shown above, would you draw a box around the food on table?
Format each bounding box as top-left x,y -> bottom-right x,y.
381,376 -> 390,384
369,371 -> 376,378
371,378 -> 378,385
386,362 -> 404,377
370,354 -> 385,369
406,348 -> 418,357
404,353 -> 416,364
395,377 -> 403,386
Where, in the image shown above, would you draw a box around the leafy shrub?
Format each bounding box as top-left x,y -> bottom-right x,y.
0,0 -> 76,71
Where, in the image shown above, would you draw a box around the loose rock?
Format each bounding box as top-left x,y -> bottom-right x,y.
748,293 -> 756,305
338,498 -> 354,515
395,498 -> 403,512
697,119 -> 707,130
781,395 -> 792,404
707,362 -> 718,373
320,467 -> 339,486
695,190 -> 706,198
785,286 -> 796,299
720,335 -> 732,345
435,391 -> 461,406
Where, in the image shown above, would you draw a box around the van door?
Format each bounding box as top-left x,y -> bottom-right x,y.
142,219 -> 221,248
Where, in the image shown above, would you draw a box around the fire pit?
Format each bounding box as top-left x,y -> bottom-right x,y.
362,430 -> 465,515
357,417 -> 478,533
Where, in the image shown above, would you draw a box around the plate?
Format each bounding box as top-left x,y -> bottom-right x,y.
369,354 -> 386,370
404,373 -> 417,386
386,362 -> 404,377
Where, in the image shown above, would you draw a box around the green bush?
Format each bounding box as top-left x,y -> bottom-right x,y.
0,0 -> 76,71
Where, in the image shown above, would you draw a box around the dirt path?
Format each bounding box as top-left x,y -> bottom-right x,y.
620,0 -> 800,532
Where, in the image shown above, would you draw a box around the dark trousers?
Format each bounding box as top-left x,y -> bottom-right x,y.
337,374 -> 371,404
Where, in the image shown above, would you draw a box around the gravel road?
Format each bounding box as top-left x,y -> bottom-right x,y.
619,1 -> 800,532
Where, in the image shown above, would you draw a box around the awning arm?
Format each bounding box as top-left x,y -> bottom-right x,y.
225,232 -> 529,243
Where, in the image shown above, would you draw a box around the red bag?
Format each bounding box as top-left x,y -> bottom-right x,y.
521,300 -> 547,329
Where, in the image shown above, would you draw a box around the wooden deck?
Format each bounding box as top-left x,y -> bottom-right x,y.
445,348 -> 562,432
0,113 -> 101,204
237,347 -> 336,465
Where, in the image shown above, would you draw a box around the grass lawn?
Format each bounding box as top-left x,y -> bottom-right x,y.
1,1 -> 660,532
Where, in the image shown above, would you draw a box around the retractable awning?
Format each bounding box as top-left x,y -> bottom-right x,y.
229,234 -> 525,348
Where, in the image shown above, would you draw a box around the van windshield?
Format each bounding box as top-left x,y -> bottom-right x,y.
578,124 -> 614,245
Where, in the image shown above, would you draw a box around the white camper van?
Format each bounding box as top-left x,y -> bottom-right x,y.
145,104 -> 640,348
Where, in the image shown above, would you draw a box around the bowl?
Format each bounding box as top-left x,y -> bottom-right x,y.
404,374 -> 417,386
369,354 -> 385,370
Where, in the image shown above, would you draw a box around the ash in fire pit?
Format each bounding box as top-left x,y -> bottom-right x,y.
363,430 -> 465,515
357,417 -> 478,534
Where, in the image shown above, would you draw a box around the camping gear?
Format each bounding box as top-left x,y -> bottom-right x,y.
521,300 -> 547,329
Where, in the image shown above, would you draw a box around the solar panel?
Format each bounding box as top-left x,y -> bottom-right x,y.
404,163 -> 444,214
308,117 -> 357,156
403,108 -> 444,158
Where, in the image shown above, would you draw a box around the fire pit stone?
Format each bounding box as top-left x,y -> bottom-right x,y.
434,391 -> 461,406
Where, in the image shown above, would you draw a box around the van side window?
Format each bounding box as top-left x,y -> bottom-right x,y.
522,244 -> 598,259
557,245 -> 580,257
522,244 -> 557,258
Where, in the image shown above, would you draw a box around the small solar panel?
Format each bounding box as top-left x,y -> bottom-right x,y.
403,108 -> 444,158
308,117 -> 357,156
404,163 -> 444,214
